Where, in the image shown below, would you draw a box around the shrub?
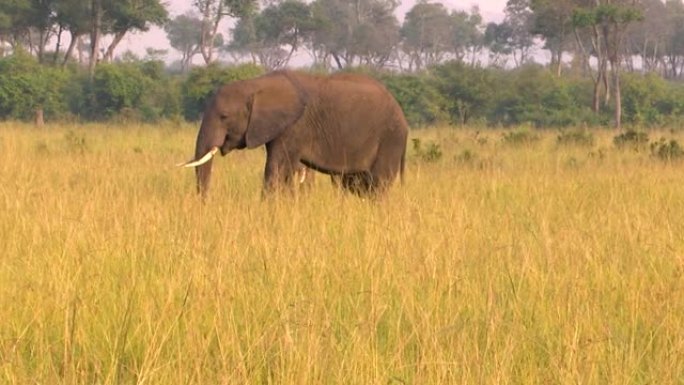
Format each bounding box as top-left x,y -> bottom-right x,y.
135,59 -> 182,122
613,130 -> 650,151
502,128 -> 540,146
650,138 -> 684,161
380,73 -> 446,128
0,50 -> 70,121
412,138 -> 443,162
455,149 -> 477,164
621,73 -> 667,127
490,65 -> 597,127
656,83 -> 684,127
432,61 -> 498,126
556,128 -> 595,147
87,63 -> 149,119
63,130 -> 88,154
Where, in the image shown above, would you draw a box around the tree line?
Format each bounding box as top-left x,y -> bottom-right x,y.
1,0 -> 684,129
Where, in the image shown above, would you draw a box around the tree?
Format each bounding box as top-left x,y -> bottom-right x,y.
53,0 -> 91,66
0,0 -> 34,52
529,0 -> 576,76
450,7 -> 484,66
101,0 -> 168,62
601,3 -> 644,129
572,4 -> 609,114
229,0 -> 314,69
348,1 -> 399,68
623,0 -> 666,74
165,13 -> 203,72
484,21 -> 514,67
89,0 -> 103,77
662,0 -> 684,78
400,2 -> 453,70
503,0 -> 535,67
572,1 -> 644,128
193,0 -> 257,65
309,0 -> 399,70
25,0 -> 57,62
309,0 -> 354,68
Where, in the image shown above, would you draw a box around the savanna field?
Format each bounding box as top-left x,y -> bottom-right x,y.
1,122 -> 683,384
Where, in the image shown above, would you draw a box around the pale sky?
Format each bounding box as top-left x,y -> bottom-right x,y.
115,0 -> 507,63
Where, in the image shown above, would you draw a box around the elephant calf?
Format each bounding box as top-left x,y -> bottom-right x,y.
178,70 -> 409,197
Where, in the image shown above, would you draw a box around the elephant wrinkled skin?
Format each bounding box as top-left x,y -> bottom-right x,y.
180,70 -> 409,197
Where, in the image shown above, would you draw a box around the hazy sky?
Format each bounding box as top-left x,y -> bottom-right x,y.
116,0 -> 507,62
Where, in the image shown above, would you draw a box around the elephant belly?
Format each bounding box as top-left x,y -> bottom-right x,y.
301,141 -> 378,175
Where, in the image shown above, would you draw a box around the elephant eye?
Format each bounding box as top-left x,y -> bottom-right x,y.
219,114 -> 228,121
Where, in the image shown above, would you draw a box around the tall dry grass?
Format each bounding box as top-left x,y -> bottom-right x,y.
1,123 -> 683,384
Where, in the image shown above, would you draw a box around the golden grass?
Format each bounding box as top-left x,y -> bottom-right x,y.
1,122 -> 683,384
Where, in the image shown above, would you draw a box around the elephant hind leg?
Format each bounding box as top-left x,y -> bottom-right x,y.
367,150 -> 403,195
338,163 -> 397,197
339,172 -> 374,196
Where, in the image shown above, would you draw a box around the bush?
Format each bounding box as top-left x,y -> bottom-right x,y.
613,130 -> 650,151
74,60 -> 183,122
86,63 -> 149,119
502,127 -> 540,146
556,128 -> 595,147
181,63 -> 264,121
490,65 -> 596,127
655,83 -> 684,127
0,50 -> 70,121
63,130 -> 88,154
455,149 -> 477,164
650,138 -> 684,161
621,73 -> 667,127
136,59 -> 182,122
432,61 -> 498,126
412,138 -> 443,162
380,73 -> 446,128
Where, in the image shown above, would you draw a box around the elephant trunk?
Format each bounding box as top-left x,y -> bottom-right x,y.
195,132 -> 218,196
192,119 -> 223,196
194,155 -> 213,196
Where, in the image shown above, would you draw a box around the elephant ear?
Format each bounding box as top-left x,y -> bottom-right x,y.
245,75 -> 306,149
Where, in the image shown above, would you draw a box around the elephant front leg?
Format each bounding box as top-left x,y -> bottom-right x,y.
263,142 -> 299,194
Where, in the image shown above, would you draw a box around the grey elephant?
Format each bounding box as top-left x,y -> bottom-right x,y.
178,70 -> 409,197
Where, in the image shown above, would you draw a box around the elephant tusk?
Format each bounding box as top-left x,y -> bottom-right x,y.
298,168 -> 307,184
176,147 -> 219,168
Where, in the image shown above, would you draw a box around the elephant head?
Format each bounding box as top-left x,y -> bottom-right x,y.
178,73 -> 306,196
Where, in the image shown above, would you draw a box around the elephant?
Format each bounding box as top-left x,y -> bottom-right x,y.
178,70 -> 409,197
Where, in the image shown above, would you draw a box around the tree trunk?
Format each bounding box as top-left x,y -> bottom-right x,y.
53,24 -> 64,65
592,73 -> 602,114
575,27 -> 602,113
103,31 -> 127,62
331,53 -> 344,70
614,63 -> 621,129
34,108 -> 44,127
200,2 -> 223,65
37,30 -> 46,62
602,59 -> 610,105
89,0 -> 103,78
77,36 -> 85,64
62,32 -> 80,67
